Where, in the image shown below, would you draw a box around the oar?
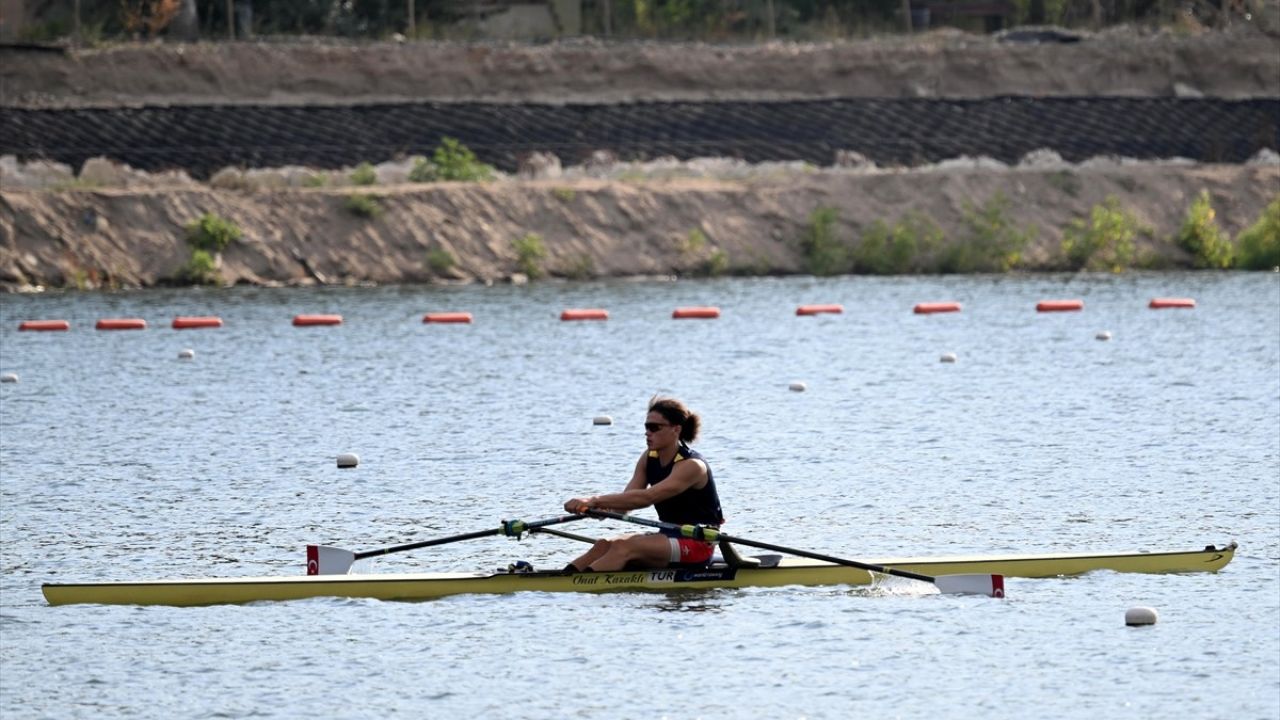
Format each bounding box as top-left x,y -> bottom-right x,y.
530,526 -> 599,544
583,510 -> 1005,597
307,514 -> 586,575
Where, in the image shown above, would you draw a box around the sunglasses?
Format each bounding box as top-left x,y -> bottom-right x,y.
644,422 -> 673,433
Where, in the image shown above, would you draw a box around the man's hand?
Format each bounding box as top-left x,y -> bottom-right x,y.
564,497 -> 594,514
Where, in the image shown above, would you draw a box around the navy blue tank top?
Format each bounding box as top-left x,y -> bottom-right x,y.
645,444 -> 724,526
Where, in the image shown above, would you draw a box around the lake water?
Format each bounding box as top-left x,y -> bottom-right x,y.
2,272 -> 1278,719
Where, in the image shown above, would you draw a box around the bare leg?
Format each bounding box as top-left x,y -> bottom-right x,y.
588,533 -> 671,572
567,538 -> 614,571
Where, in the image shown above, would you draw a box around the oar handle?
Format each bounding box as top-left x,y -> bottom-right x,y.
583,509 -> 937,583
354,514 -> 584,560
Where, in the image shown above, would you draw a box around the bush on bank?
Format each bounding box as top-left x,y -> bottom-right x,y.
1177,191 -> 1234,269
1235,197 -> 1280,270
178,212 -> 242,285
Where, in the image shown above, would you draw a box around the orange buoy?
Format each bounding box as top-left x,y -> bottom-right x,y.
293,314 -> 343,327
672,306 -> 721,319
796,304 -> 844,316
172,316 -> 224,330
1036,300 -> 1084,313
913,302 -> 962,315
1149,298 -> 1195,309
18,320 -> 70,331
423,312 -> 473,324
561,309 -> 609,321
96,318 -> 147,331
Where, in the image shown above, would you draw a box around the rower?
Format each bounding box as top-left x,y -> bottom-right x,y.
563,396 -> 725,573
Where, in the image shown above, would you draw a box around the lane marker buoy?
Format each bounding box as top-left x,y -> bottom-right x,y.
914,302 -> 962,315
593,416 -> 613,425
18,320 -> 70,331
337,453 -> 359,469
1149,298 -> 1195,309
673,307 -> 720,319
423,312 -> 473,324
178,349 -> 195,360
173,316 -> 223,329
1096,331 -> 1113,341
0,373 -> 17,383
562,309 -> 609,321
294,314 -> 343,327
96,318 -> 147,330
789,381 -> 807,392
1125,606 -> 1158,626
796,304 -> 843,316
1036,299 -> 1084,313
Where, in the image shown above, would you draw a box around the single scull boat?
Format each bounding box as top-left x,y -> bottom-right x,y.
42,541 -> 1235,607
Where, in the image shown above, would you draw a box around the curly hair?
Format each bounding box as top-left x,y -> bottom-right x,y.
648,395 -> 701,444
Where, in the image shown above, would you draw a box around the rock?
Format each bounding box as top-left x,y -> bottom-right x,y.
833,150 -> 876,170
1019,148 -> 1068,168
79,157 -> 129,187
1,156 -> 75,189
519,151 -> 563,180
1173,82 -> 1204,98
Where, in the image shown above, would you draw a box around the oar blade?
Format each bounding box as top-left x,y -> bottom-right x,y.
307,545 -> 357,575
933,573 -> 1005,597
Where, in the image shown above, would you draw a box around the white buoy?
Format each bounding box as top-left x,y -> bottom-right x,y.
0,373 -> 17,383
1125,606 -> 1158,626
940,352 -> 957,363
336,453 -> 359,469
592,415 -> 613,426
788,381 -> 807,392
178,349 -> 196,360
1096,331 -> 1112,341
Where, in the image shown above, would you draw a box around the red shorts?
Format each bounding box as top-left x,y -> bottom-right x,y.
668,537 -> 715,565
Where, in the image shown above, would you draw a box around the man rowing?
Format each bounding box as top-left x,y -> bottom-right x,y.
563,396 -> 724,573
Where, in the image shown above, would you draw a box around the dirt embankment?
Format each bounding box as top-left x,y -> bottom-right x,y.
3,29 -> 1278,108
3,164 -> 1276,290
2,30 -> 1278,291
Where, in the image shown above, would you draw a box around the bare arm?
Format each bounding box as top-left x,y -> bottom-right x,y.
566,454 -> 707,513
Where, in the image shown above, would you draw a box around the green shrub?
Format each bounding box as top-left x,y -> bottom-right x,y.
563,253 -> 596,280
301,173 -> 328,188
426,248 -> 456,275
178,249 -> 220,285
939,193 -> 1036,273
551,187 -> 576,203
344,193 -> 382,219
513,233 -> 547,278
1176,191 -> 1233,269
681,228 -> 708,255
350,163 -> 378,186
1235,196 -> 1280,270
852,212 -> 942,275
186,213 -> 242,253
1060,196 -> 1143,272
409,157 -> 439,183
433,137 -> 495,182
702,249 -> 730,277
799,207 -> 848,276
